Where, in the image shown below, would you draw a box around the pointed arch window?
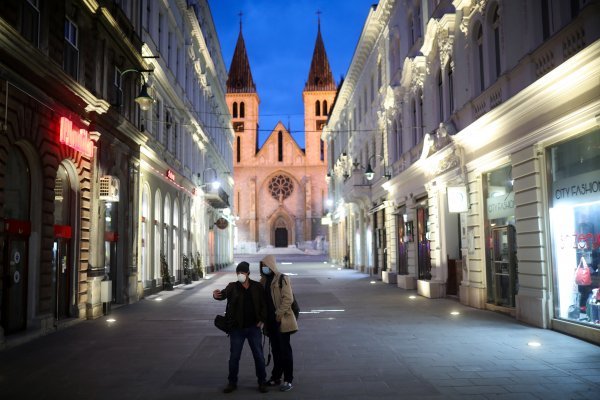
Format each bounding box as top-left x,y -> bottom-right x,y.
240,102 -> 245,118
278,130 -> 283,162
236,136 -> 241,163
232,102 -> 238,118
323,100 -> 328,116
315,100 -> 321,116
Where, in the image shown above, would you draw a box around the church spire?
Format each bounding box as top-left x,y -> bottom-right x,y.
305,14 -> 335,92
227,21 -> 256,93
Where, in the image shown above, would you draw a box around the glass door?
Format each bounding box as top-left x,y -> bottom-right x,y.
490,225 -> 517,307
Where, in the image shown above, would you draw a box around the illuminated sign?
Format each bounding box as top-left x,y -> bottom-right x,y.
59,117 -> 94,158
166,169 -> 176,181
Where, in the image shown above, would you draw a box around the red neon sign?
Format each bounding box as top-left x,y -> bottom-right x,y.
166,169 -> 176,181
59,117 -> 94,158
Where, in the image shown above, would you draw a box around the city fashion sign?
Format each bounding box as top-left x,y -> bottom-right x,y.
59,117 -> 94,158
552,170 -> 600,207
487,191 -> 515,220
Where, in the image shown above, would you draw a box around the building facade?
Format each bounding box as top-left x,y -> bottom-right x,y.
324,0 -> 600,344
0,0 -> 232,346
228,23 -> 332,253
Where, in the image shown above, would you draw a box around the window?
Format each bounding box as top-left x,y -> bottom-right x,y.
153,98 -> 161,139
173,122 -> 179,158
492,5 -> 501,79
377,60 -> 382,89
541,0 -> 551,40
165,110 -> 172,148
408,14 -> 414,46
63,18 -> 79,79
418,90 -> 423,139
437,71 -> 444,121
315,100 -> 321,117
320,139 -> 324,161
22,0 -> 40,47
323,100 -> 328,116
158,13 -> 164,52
370,75 -> 375,102
476,23 -> 485,92
236,136 -> 240,163
411,99 -> 418,145
278,131 -> 283,162
447,60 -> 454,113
114,67 -> 122,105
240,102 -> 245,118
232,102 -> 238,118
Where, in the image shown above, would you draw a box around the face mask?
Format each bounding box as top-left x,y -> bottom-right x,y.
262,267 -> 271,275
237,273 -> 247,283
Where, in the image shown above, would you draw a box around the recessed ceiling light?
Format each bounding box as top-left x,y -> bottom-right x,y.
409,295 -> 417,299
528,341 -> 541,347
450,311 -> 460,315
106,318 -> 116,323
155,297 -> 163,301
337,267 -> 342,270
370,280 -> 376,284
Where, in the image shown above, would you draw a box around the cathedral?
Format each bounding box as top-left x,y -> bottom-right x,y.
226,22 -> 335,254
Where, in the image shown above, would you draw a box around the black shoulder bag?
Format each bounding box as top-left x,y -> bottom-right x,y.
279,274 -> 300,319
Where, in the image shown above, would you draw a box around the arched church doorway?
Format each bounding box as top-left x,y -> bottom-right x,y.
273,217 -> 289,248
275,228 -> 288,247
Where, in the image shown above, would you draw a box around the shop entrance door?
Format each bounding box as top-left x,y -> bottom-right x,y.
1,220 -> 30,334
490,225 -> 517,307
53,235 -> 72,319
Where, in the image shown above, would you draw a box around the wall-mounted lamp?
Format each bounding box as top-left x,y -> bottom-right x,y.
364,154 -> 391,181
116,69 -> 154,111
198,168 -> 220,190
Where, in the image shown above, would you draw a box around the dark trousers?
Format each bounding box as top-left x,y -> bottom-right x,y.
228,326 -> 267,384
269,323 -> 294,383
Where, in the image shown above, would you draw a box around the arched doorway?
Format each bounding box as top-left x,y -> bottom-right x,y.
2,147 -> 31,333
275,218 -> 288,248
53,163 -> 78,318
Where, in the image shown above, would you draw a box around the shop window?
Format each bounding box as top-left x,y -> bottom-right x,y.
417,204 -> 431,280
397,212 -> 409,275
548,131 -> 600,327
483,164 -> 517,307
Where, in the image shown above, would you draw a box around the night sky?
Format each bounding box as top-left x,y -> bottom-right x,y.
208,0 -> 377,148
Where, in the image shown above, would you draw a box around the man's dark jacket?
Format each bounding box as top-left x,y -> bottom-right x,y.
217,280 -> 266,329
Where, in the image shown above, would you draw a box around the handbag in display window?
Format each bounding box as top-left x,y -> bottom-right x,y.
575,257 -> 592,286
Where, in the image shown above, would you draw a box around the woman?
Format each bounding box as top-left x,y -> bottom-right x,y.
260,254 -> 298,392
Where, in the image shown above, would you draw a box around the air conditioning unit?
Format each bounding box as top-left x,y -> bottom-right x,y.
99,176 -> 120,202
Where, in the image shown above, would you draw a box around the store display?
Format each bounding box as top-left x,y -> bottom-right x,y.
575,256 -> 592,286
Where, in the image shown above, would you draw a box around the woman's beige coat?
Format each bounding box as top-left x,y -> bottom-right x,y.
260,254 -> 298,333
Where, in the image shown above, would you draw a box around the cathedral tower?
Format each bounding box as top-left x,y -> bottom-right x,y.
226,23 -> 259,165
303,19 -> 336,166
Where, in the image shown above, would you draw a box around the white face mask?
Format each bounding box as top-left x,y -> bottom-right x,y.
237,273 -> 247,283
262,266 -> 271,275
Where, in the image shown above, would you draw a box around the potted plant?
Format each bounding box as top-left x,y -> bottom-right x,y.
160,251 -> 173,290
182,254 -> 192,284
190,253 -> 199,281
196,252 -> 205,279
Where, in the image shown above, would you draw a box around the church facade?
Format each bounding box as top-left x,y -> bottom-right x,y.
227,24 -> 335,253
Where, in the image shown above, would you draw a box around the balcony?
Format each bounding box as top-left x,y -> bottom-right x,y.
203,185 -> 229,209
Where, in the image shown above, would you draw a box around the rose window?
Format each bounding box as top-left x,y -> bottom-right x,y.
269,175 -> 294,201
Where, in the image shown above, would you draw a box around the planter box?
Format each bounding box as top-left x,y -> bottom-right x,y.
382,271 -> 397,284
397,275 -> 416,289
417,280 -> 445,298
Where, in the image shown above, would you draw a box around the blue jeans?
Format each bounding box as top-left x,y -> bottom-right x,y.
228,326 -> 267,384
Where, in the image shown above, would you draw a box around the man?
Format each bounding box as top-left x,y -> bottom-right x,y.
213,262 -> 268,393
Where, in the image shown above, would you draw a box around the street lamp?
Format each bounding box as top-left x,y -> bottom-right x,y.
364,154 -> 391,181
116,69 -> 154,111
198,168 -> 220,190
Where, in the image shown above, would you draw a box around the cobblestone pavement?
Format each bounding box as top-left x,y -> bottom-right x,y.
1,260 -> 599,400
